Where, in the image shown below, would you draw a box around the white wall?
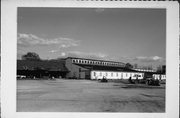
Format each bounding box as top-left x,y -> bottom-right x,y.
91,71 -> 144,80
161,75 -> 166,80
153,74 -> 166,80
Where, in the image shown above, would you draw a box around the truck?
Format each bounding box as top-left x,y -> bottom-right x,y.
129,72 -> 160,86
142,72 -> 160,86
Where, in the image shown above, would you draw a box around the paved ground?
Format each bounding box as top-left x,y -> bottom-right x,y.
17,79 -> 165,112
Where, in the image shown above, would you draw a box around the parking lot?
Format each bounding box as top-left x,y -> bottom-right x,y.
17,79 -> 165,112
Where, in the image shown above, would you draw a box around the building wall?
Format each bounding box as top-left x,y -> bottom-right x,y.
65,57 -> 166,80
91,70 -> 144,80
153,74 -> 166,80
161,75 -> 166,80
65,58 -> 89,79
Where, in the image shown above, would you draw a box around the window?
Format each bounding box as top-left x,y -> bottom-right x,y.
94,72 -> 96,76
106,72 -> 108,76
100,72 -> 102,76
72,60 -> 75,63
126,73 -> 128,77
111,73 -> 113,77
116,73 -> 118,77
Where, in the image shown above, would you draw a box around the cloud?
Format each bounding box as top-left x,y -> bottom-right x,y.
133,56 -> 165,63
49,50 -> 58,53
95,8 -> 105,13
58,38 -> 80,48
17,33 -> 80,48
67,51 -> 108,60
60,52 -> 66,57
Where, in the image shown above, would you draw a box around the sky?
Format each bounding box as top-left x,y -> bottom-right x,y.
17,8 -> 166,68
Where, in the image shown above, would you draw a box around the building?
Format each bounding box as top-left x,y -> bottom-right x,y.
133,68 -> 156,72
65,57 -> 146,80
17,57 -> 166,80
17,59 -> 69,78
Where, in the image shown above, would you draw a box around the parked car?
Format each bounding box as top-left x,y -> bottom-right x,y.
100,76 -> 108,83
145,78 -> 160,86
17,75 -> 26,79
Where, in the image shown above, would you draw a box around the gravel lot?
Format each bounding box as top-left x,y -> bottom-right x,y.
17,79 -> 165,112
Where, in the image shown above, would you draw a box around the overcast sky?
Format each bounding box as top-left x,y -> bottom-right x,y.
17,8 -> 166,68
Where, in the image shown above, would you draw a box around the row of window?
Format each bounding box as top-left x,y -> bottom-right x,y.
153,74 -> 166,79
134,69 -> 155,72
72,59 -> 124,67
94,72 -> 143,77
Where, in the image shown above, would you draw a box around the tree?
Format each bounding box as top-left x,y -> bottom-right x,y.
156,65 -> 166,74
125,63 -> 133,69
22,52 -> 41,61
133,63 -> 138,69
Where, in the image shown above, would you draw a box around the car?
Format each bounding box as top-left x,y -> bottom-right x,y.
100,76 -> 108,83
145,78 -> 160,86
100,78 -> 108,82
17,75 -> 26,79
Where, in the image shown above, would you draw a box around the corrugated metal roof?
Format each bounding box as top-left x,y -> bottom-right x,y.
66,57 -> 126,65
75,64 -> 138,72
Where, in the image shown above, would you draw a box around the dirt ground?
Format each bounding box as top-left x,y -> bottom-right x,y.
17,79 -> 165,112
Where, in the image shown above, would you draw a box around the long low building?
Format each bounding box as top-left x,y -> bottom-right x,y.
17,59 -> 69,78
91,70 -> 144,80
17,57 -> 166,80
